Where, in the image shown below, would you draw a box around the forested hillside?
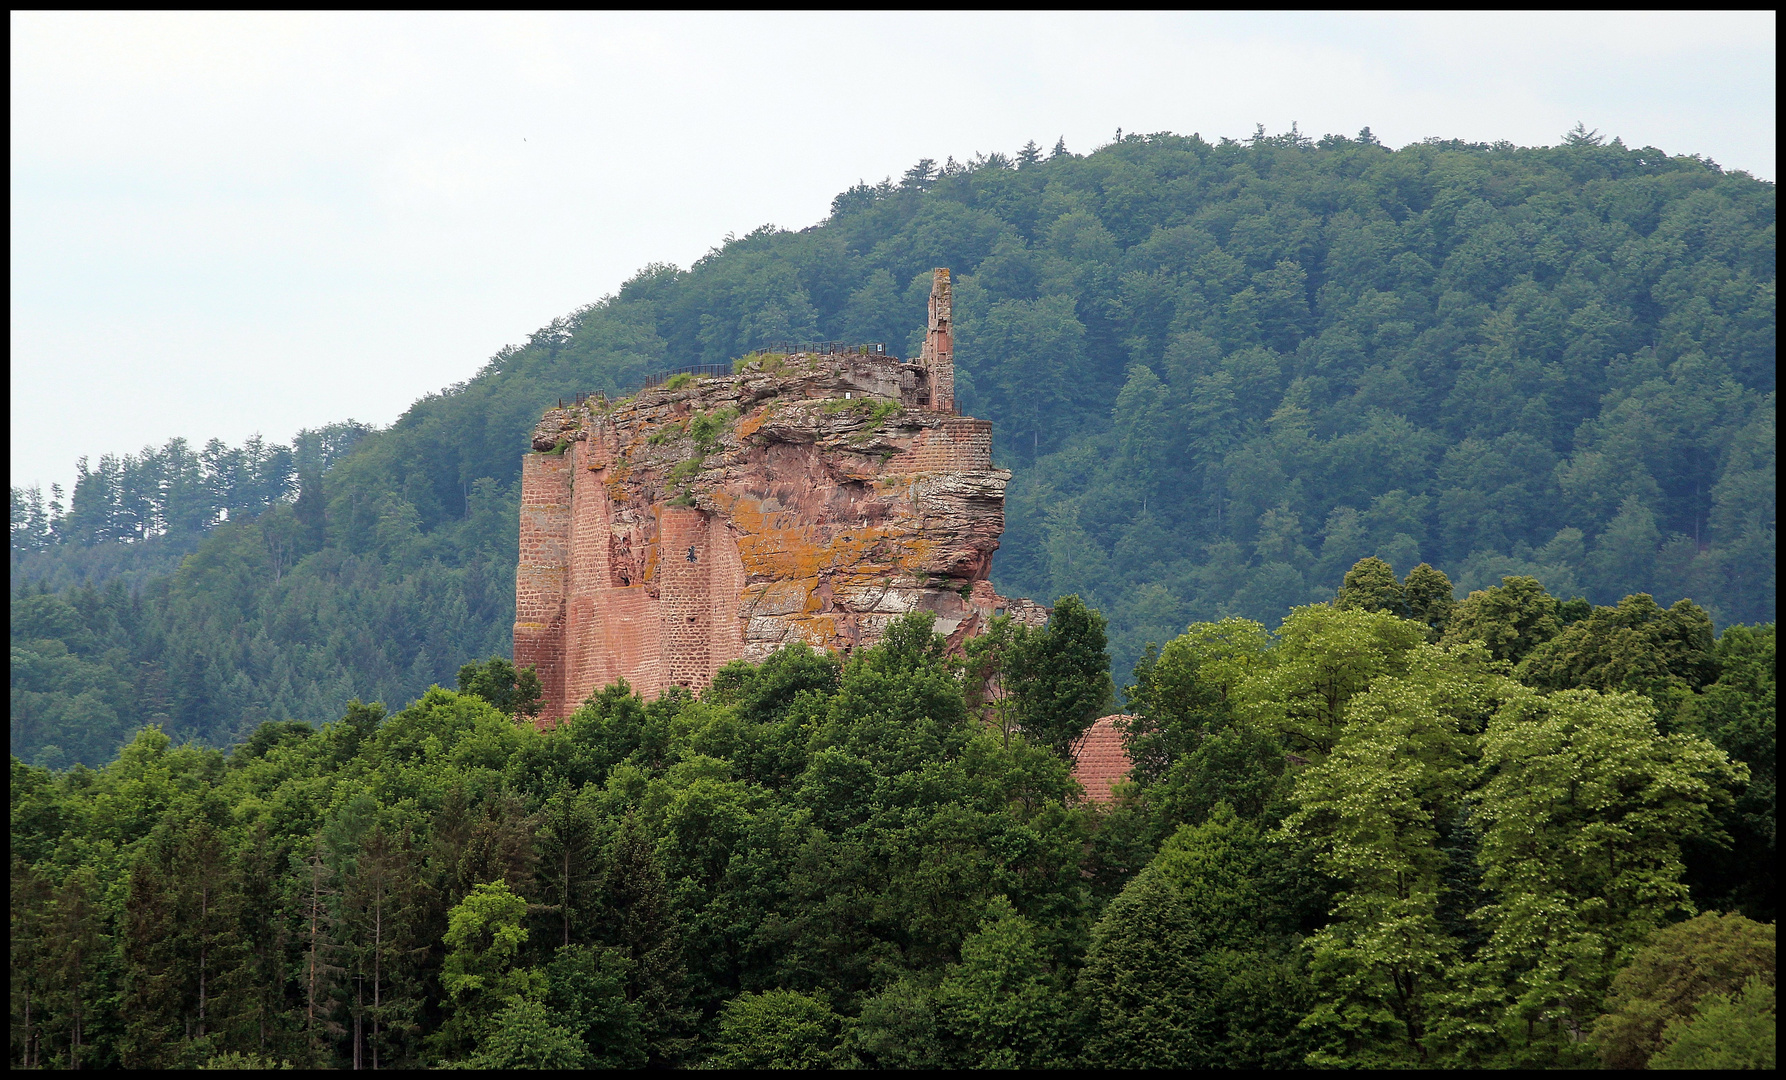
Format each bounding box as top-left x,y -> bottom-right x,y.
10,570 -> 1776,1068
11,125 -> 1777,767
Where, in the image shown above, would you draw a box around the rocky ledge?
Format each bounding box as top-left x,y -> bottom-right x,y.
536,354 -> 1043,661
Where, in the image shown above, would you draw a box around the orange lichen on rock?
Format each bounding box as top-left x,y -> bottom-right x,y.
514,269 -> 1046,723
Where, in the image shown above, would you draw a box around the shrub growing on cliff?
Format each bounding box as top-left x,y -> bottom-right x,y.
688,408 -> 738,454
732,351 -> 789,375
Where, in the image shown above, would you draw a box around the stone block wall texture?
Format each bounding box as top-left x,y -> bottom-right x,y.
516,268 -> 1044,723
921,268 -> 954,413
1069,715 -> 1136,803
514,451 -> 573,711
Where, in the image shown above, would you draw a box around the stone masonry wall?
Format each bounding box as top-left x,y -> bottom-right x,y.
513,451 -> 572,710
921,268 -> 954,412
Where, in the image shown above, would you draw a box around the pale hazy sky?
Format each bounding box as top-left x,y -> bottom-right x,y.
10,11 -> 1776,494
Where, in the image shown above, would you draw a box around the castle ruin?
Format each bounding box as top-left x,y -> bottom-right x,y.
514,268 -> 1046,723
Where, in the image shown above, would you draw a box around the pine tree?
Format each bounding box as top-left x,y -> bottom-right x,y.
536,783 -> 601,948
11,856 -> 52,1069
46,867 -> 103,1070
456,792 -> 538,899
176,818 -> 242,1048
226,823 -> 293,1062
900,158 -> 938,191
295,838 -> 346,1065
342,824 -> 423,1070
608,816 -> 695,1065
119,835 -> 182,1068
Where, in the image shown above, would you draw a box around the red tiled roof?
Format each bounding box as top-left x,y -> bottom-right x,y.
1070,714 -> 1135,804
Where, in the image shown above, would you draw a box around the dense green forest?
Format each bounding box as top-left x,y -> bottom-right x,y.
9,124 -> 1776,768
10,562 -> 1776,1068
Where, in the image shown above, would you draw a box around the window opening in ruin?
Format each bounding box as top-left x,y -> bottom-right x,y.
686,546 -> 697,562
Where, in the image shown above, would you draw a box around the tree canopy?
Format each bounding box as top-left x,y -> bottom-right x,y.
10,577 -> 1774,1068
11,126 -> 1775,769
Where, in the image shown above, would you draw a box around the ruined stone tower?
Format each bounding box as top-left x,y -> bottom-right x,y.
921,268 -> 954,412
514,268 -> 1044,723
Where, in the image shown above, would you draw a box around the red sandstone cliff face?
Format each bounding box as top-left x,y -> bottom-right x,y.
515,353 -> 1046,721
515,274 -> 1045,723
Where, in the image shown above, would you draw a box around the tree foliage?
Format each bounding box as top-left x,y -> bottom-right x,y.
11,127 -> 1775,768
1592,911 -> 1775,1069
5,123 -> 1779,1070
7,584 -> 1774,1068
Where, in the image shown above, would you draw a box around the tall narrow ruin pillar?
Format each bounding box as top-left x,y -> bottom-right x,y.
514,452 -> 573,720
922,268 -> 954,413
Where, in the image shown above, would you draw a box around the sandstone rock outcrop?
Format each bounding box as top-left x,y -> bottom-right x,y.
515,269 -> 1046,722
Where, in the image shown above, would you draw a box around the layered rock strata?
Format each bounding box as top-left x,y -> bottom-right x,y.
515,271 -> 1045,722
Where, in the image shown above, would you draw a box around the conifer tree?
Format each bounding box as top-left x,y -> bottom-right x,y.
295,838 -> 346,1066
936,897 -> 1063,1068
11,856 -> 52,1069
342,824 -> 421,1070
456,792 -> 538,899
608,815 -> 694,1065
536,783 -> 601,948
120,833 -> 182,1068
226,823 -> 294,1062
46,867 -> 103,1070
1079,810 -> 1280,1068
177,817 -> 242,1048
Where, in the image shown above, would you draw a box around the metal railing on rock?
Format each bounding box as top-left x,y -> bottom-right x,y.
760,341 -> 890,357
638,364 -> 734,391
